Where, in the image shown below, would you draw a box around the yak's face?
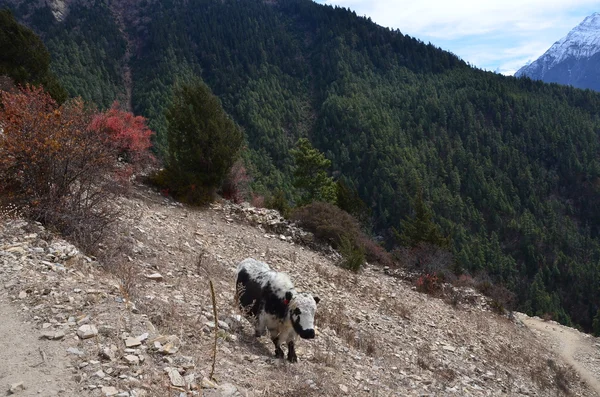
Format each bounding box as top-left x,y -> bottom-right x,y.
289,293 -> 320,339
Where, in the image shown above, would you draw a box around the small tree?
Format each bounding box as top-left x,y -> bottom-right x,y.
291,138 -> 337,205
162,79 -> 243,203
395,186 -> 448,248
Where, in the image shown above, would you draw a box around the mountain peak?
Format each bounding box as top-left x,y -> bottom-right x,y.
515,12 -> 600,89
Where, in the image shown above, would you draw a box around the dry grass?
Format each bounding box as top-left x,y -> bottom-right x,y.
315,300 -> 378,357
379,298 -> 412,319
416,344 -> 433,371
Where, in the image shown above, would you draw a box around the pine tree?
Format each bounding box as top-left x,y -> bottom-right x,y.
162,78 -> 243,203
396,186 -> 448,248
291,138 -> 337,205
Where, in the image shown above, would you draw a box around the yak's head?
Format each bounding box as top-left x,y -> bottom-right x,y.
288,292 -> 320,339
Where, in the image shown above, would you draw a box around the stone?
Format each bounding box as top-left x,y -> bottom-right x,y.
8,381 -> 25,394
101,386 -> 118,396
67,347 -> 85,356
99,348 -> 115,361
218,383 -> 238,397
202,377 -> 218,389
339,384 -> 349,394
40,330 -> 65,340
145,273 -> 164,281
125,337 -> 142,348
165,367 -> 185,387
442,345 -> 457,352
124,354 -> 140,365
77,324 -> 98,339
18,291 -> 27,299
217,320 -> 230,331
77,315 -> 90,325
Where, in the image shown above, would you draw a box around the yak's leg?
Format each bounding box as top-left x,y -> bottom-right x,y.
287,341 -> 298,363
254,312 -> 267,337
272,337 -> 284,358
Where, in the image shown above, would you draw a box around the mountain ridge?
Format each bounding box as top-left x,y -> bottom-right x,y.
516,12 -> 600,90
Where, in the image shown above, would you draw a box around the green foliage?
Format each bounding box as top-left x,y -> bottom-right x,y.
336,178 -> 371,226
264,189 -> 291,218
162,79 -> 243,204
395,187 -> 448,248
291,138 -> 337,206
0,8 -> 66,101
338,234 -> 365,272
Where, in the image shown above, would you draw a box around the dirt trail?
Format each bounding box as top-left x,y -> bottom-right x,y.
518,313 -> 600,396
0,293 -> 79,396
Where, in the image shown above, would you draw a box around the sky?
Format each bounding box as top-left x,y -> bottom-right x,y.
315,0 -> 599,75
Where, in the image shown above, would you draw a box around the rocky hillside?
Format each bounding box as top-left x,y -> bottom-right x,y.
0,185 -> 598,396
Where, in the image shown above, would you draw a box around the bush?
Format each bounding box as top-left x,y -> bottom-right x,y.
415,273 -> 440,295
338,235 -> 365,272
291,201 -> 391,269
474,275 -> 516,314
160,79 -> 243,204
0,86 -> 152,252
220,159 -> 251,204
264,189 -> 291,218
88,101 -> 155,169
392,242 -> 454,282
291,201 -> 362,249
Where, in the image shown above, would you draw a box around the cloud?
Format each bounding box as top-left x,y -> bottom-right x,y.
317,0 -> 599,74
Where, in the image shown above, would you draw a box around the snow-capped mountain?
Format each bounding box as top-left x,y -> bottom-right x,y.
516,12 -> 600,91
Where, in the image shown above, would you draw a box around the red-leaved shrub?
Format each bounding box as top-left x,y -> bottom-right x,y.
0,86 -> 154,252
416,273 -> 439,295
88,101 -> 155,170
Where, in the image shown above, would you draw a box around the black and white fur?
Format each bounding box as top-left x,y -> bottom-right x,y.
235,258 -> 320,362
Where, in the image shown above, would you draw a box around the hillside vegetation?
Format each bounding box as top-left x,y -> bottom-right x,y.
3,0 -> 600,333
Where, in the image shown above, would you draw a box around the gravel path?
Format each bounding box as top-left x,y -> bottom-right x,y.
0,295 -> 79,396
519,313 -> 600,396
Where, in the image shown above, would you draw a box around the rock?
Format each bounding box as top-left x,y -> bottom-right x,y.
40,330 -> 65,340
76,315 -> 90,325
67,347 -> 84,356
202,377 -> 218,389
145,273 -> 164,281
77,324 -> 98,339
218,383 -> 238,397
339,384 -> 349,394
152,335 -> 181,355
124,354 -> 140,365
125,336 -> 142,347
8,381 -> 25,394
442,345 -> 457,352
18,291 -> 27,299
217,320 -> 230,331
94,370 -> 106,378
99,348 -> 115,361
165,367 -> 185,387
101,386 -> 119,396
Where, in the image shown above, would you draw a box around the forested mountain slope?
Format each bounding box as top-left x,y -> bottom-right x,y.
3,0 -> 600,332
